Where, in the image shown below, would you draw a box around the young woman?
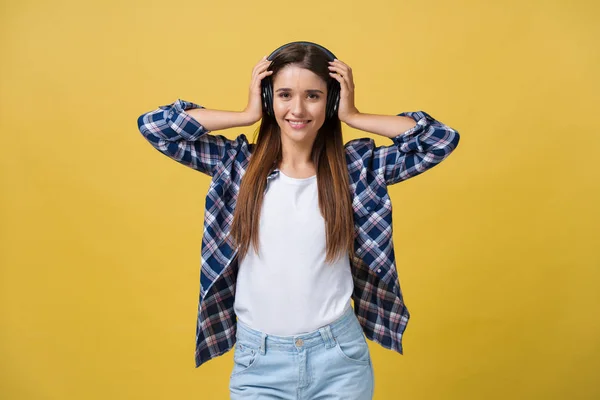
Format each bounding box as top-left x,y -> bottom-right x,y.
136,41 -> 460,399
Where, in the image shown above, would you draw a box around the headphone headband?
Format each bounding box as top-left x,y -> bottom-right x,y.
267,41 -> 338,61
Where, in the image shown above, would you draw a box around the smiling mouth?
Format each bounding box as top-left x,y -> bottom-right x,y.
286,119 -> 311,128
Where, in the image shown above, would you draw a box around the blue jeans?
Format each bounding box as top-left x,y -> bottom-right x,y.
229,305 -> 375,399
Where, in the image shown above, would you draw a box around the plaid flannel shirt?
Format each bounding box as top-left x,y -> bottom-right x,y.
136,99 -> 460,368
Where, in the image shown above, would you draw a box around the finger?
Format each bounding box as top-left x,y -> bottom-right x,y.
328,64 -> 349,77
253,58 -> 272,72
330,64 -> 355,90
327,65 -> 344,78
336,73 -> 354,92
257,70 -> 274,82
329,71 -> 348,92
258,60 -> 273,73
328,66 -> 350,86
331,59 -> 351,70
253,61 -> 272,77
329,60 -> 352,78
253,69 -> 273,84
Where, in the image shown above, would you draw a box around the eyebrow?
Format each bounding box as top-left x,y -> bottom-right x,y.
275,88 -> 325,94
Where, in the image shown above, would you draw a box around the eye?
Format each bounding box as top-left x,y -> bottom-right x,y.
277,93 -> 320,99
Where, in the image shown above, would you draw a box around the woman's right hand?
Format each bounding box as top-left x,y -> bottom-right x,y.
243,56 -> 273,125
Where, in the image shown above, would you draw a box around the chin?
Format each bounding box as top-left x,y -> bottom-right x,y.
283,129 -> 314,141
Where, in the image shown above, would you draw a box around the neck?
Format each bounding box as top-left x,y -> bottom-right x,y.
279,135 -> 315,169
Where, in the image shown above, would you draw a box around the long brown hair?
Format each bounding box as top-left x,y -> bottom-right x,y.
230,43 -> 356,265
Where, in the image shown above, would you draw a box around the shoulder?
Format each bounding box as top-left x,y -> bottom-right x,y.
344,137 -> 387,191
218,133 -> 253,160
344,137 -> 386,173
344,137 -> 376,162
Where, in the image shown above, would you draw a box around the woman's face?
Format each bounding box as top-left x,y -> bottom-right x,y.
272,64 -> 328,146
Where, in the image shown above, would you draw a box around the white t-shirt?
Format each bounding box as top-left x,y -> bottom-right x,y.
233,170 -> 354,336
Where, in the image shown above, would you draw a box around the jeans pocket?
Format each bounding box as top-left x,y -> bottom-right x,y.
231,342 -> 261,377
333,331 -> 371,365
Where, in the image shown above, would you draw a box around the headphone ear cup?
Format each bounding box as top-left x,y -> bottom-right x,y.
326,81 -> 340,119
333,87 -> 340,118
261,76 -> 273,117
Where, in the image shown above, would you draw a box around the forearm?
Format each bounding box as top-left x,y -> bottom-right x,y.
185,108 -> 254,131
345,112 -> 418,139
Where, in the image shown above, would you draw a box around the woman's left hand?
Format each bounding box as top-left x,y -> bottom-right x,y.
328,59 -> 360,124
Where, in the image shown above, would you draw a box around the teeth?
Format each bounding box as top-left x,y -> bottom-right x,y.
288,120 -> 309,124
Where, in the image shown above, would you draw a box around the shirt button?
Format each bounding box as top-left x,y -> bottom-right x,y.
377,269 -> 382,273
295,339 -> 304,347
366,206 -> 372,211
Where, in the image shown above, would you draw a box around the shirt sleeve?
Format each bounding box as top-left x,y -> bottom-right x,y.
373,111 -> 460,185
136,98 -> 238,176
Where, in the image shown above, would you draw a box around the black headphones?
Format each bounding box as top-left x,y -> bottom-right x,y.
261,41 -> 341,120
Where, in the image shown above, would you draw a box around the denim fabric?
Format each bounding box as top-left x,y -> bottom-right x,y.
229,305 -> 375,399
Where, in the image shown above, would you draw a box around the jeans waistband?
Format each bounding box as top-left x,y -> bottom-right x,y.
235,304 -> 357,354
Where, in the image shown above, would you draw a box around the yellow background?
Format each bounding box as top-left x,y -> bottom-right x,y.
1,0 -> 599,398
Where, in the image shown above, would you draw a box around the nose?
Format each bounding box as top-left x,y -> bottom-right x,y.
290,95 -> 306,117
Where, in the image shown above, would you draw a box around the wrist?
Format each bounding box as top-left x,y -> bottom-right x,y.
238,110 -> 256,127
343,111 -> 361,128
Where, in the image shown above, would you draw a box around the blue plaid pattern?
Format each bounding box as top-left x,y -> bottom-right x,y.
136,99 -> 460,368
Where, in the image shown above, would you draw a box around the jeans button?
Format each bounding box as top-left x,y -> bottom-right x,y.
295,338 -> 304,346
